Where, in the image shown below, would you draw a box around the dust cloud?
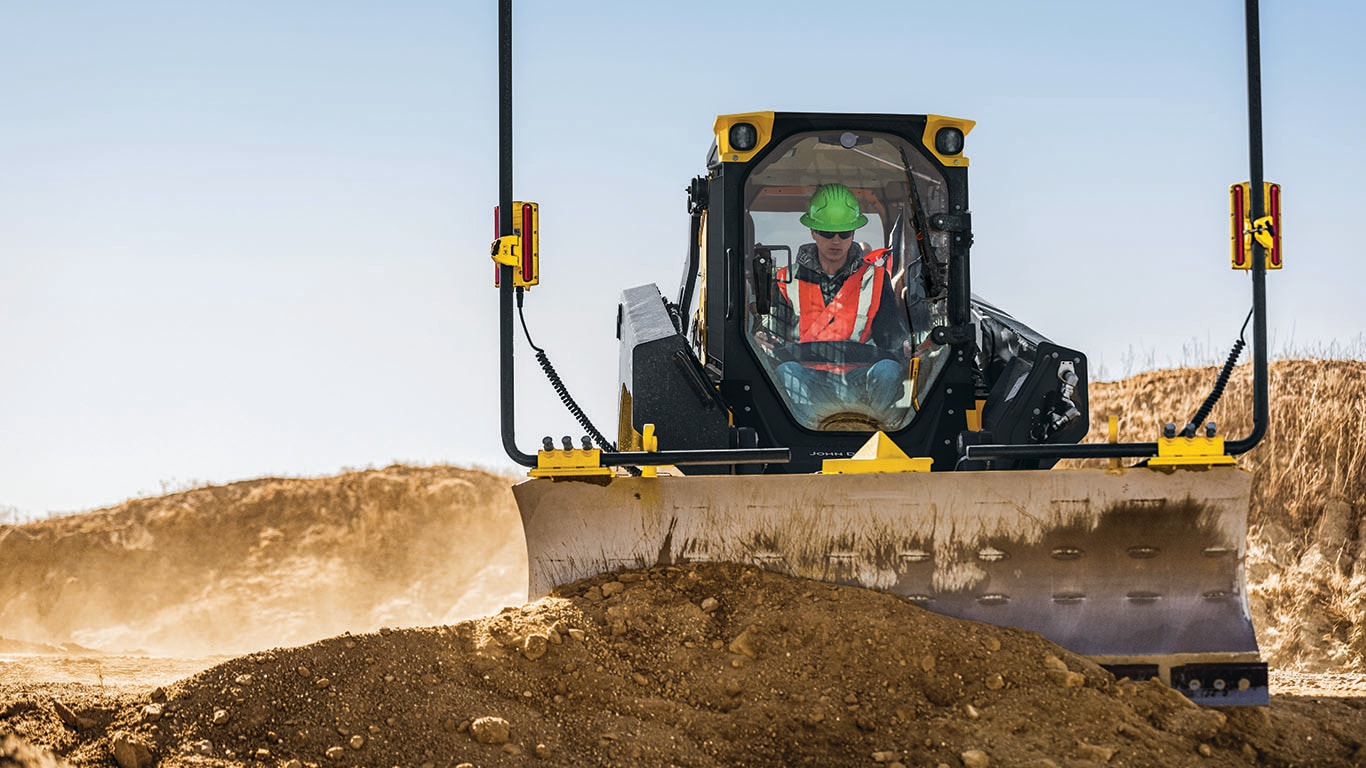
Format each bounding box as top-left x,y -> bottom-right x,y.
0,465 -> 526,659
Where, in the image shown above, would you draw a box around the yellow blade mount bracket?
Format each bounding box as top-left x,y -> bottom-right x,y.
1149,433 -> 1238,470
1229,182 -> 1282,270
530,436 -> 612,478
492,201 -> 540,288
822,432 -> 933,475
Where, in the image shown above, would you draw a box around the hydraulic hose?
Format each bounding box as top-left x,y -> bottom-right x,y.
1181,309 -> 1251,438
517,290 -> 617,451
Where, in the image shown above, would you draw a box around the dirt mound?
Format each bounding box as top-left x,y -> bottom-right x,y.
0,465 -> 525,656
5,563 -> 1366,767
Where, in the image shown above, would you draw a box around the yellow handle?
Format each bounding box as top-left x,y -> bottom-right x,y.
642,424 -> 658,478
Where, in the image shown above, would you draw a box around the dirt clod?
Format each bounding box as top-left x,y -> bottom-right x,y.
1076,740 -> 1116,762
109,733 -> 153,768
961,747 -> 990,767
522,632 -> 549,660
469,716 -> 511,745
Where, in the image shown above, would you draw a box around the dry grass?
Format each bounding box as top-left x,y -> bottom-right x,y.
1077,360 -> 1366,671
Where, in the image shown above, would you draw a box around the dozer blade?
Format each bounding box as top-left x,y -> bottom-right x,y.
515,466 -> 1265,703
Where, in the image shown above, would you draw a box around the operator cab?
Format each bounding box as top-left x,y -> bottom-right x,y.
741,129 -> 954,432
613,111 -> 1087,473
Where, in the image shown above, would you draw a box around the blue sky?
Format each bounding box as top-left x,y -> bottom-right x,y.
3,1 -> 1363,516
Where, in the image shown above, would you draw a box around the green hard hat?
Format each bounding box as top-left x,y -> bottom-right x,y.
799,183 -> 868,231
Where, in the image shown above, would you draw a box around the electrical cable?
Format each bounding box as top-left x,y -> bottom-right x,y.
516,289 -> 617,451
1180,307 -> 1253,438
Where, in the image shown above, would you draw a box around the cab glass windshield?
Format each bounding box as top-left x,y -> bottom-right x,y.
743,130 -> 951,432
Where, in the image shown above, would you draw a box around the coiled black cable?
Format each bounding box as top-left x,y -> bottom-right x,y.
516,289 -> 617,451
1180,307 -> 1253,438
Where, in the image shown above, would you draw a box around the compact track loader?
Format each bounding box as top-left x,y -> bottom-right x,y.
490,1 -> 1281,706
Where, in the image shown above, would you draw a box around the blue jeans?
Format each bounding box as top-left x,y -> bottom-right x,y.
776,359 -> 905,427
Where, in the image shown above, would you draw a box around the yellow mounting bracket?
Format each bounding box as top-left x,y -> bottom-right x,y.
491,235 -> 520,267
908,356 -> 922,411
530,446 -> 613,478
1108,415 -> 1121,470
822,432 -> 933,475
1149,435 -> 1237,469
641,424 -> 659,478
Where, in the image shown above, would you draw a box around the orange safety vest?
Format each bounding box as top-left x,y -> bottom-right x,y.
776,249 -> 888,371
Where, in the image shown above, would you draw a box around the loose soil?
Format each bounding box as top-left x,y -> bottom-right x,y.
5,564 -> 1366,768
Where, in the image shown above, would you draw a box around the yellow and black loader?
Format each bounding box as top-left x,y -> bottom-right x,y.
490,0 -> 1282,706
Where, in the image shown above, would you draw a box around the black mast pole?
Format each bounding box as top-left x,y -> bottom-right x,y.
498,0 -> 536,467
1226,0 -> 1270,454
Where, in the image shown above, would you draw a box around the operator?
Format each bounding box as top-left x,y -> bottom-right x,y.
755,183 -> 914,425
